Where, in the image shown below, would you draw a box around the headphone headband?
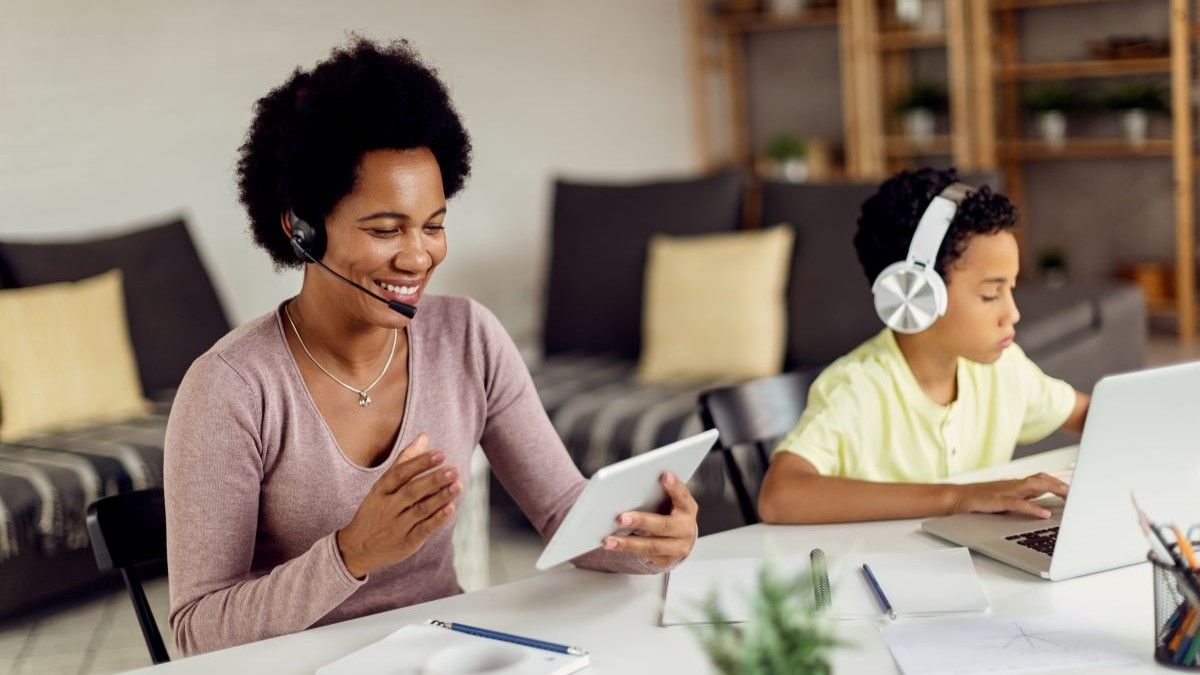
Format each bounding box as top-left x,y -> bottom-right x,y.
905,182 -> 972,270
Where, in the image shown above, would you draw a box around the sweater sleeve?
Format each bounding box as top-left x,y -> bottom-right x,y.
468,301 -> 664,575
163,353 -> 365,656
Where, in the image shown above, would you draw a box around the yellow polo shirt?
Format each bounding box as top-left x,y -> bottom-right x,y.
775,329 -> 1076,482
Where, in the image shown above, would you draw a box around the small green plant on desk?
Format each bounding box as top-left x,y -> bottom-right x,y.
690,563 -> 839,675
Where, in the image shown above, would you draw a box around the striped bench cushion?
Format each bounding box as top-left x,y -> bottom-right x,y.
530,354 -> 737,520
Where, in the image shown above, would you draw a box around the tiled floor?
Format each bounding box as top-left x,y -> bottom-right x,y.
2,334 -> 1197,674
0,516 -> 544,674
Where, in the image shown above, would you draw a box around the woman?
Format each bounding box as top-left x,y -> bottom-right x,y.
164,38 -> 698,656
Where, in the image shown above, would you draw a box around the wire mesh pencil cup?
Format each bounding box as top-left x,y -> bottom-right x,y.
1152,548 -> 1200,669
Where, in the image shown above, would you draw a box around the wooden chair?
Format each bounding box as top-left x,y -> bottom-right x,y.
698,370 -> 814,525
85,488 -> 170,664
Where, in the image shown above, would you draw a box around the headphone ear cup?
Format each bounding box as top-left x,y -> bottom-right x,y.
289,214 -> 327,262
872,262 -> 945,334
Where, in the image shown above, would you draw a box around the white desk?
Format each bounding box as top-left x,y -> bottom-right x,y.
130,447 -> 1162,674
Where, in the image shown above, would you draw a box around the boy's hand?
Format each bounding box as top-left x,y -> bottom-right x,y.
950,472 -> 1069,519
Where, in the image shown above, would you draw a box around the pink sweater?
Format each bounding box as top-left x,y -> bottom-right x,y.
164,296 -> 658,656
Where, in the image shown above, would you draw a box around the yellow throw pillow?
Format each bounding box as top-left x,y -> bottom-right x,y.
637,224 -> 795,382
0,269 -> 150,441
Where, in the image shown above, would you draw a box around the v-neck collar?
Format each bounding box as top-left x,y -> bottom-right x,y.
273,302 -> 417,472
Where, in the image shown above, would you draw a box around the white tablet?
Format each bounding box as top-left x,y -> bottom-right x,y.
535,429 -> 719,570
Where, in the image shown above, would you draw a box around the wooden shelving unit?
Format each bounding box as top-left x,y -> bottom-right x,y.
877,30 -> 947,50
997,57 -> 1172,80
974,0 -> 1195,343
999,138 -> 1175,158
714,8 -> 840,32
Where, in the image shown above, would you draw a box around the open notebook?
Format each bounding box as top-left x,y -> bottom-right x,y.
317,623 -> 589,675
662,548 -> 989,625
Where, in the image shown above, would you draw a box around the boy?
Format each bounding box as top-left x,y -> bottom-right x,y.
757,168 -> 1089,524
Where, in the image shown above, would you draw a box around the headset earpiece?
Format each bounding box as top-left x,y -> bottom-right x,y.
871,182 -> 972,334
288,211 -> 327,263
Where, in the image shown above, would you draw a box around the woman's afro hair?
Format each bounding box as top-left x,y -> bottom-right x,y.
237,37 -> 472,268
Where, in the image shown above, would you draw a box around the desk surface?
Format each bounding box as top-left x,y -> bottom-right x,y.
132,447 -> 1162,674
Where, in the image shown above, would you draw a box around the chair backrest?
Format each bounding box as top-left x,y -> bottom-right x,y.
86,488 -> 170,664
698,370 -> 814,525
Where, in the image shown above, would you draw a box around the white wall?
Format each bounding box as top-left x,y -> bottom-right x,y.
0,0 -> 698,344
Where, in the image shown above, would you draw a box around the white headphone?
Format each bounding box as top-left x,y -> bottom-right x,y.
871,182 -> 973,334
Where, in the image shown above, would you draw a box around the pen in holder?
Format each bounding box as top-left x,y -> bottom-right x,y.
1152,545 -> 1200,669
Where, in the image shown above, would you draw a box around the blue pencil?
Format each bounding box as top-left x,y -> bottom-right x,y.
427,619 -> 588,656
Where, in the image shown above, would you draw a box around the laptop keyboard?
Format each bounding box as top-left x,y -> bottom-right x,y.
1006,527 -> 1059,556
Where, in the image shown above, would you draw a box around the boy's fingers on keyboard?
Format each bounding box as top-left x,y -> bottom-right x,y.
1003,496 -> 1053,519
1021,473 -> 1068,497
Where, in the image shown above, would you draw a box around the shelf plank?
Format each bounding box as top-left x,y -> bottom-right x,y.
992,0 -> 1126,9
715,9 -> 840,33
1000,138 -> 1173,159
998,57 -> 1171,80
885,135 -> 953,156
878,30 -> 947,50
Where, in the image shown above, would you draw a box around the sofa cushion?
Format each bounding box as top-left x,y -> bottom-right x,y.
543,172 -> 744,358
638,225 -> 794,382
0,270 -> 149,441
0,218 -> 230,396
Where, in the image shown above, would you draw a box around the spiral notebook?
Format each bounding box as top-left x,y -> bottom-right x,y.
661,548 -> 988,624
317,623 -> 589,675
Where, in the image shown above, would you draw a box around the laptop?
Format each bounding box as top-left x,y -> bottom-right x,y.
922,360 -> 1200,580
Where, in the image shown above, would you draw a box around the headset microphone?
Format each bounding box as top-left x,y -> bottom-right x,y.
287,211 -> 418,319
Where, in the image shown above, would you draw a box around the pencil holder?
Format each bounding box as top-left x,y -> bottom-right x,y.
1152,551 -> 1200,669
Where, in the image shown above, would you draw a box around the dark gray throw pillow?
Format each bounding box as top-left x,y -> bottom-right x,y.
0,218 -> 230,396
543,171 -> 744,357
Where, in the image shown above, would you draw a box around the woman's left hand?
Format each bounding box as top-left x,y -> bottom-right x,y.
602,471 -> 698,567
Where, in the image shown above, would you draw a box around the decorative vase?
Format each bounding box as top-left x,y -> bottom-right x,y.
904,108 -> 936,145
1037,110 -> 1067,147
1121,108 -> 1149,146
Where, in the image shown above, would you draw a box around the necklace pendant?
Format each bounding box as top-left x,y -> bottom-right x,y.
358,392 -> 372,407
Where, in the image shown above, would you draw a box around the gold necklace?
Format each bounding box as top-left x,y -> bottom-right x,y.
284,304 -> 397,407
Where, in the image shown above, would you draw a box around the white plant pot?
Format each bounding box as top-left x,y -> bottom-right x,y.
767,0 -> 809,14
774,158 -> 809,183
1121,108 -> 1149,146
1037,111 -> 1067,147
904,108 -> 936,144
895,0 -> 923,25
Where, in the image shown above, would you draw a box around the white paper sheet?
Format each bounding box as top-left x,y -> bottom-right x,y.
317,623 -> 589,675
661,548 -> 988,625
880,615 -> 1138,675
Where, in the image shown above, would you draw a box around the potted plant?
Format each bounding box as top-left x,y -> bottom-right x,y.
764,134 -> 809,183
690,562 -> 840,674
1022,85 -> 1080,147
1037,248 -> 1068,288
1102,82 -> 1168,146
894,81 -> 948,146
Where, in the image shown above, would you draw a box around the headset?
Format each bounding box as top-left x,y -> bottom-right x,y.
871,181 -> 973,334
287,211 -> 418,319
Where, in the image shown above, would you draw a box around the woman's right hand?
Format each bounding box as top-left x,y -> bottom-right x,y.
336,434 -> 461,579
949,472 -> 1069,519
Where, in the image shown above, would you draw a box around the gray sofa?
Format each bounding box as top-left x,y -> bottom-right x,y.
528,174 -> 1146,535
0,218 -> 231,618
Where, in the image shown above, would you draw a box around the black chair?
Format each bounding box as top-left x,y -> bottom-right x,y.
698,370 -> 814,525
85,488 -> 170,664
